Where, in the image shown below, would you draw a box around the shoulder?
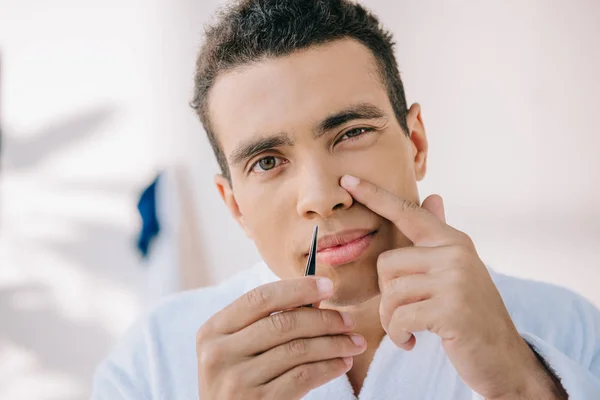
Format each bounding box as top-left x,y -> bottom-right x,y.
490,269 -> 600,365
92,262 -> 276,399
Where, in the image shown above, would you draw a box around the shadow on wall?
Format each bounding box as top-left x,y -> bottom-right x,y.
0,104 -> 146,398
29,220 -> 143,285
0,284 -> 114,400
3,106 -> 117,171
2,103 -> 143,286
0,216 -> 142,399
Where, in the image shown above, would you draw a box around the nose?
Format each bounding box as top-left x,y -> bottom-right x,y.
296,163 -> 353,219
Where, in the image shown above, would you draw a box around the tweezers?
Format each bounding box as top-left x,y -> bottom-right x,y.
302,225 -> 319,307
304,225 -> 319,276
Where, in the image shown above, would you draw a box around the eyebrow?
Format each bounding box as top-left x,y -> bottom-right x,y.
315,103 -> 386,139
229,133 -> 294,166
228,103 -> 386,167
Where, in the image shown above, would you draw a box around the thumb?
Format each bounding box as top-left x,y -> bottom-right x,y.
421,194 -> 446,223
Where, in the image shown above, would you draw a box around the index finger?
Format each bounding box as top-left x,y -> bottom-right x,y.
340,175 -> 449,245
208,276 -> 334,334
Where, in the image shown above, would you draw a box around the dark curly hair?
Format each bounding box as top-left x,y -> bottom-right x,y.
191,0 -> 408,179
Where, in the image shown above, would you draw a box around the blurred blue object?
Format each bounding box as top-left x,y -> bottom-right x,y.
137,174 -> 161,258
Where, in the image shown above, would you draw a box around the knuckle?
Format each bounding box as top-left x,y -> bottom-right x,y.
382,286 -> 397,308
197,341 -> 225,369
400,199 -> 419,212
386,280 -> 408,308
448,245 -> 470,266
329,335 -> 346,352
389,308 -> 404,330
245,286 -> 272,309
293,365 -> 313,384
458,231 -> 474,246
379,301 -> 390,321
320,310 -> 336,327
380,291 -> 397,317
270,311 -> 295,335
425,320 -> 436,332
196,326 -> 208,346
195,316 -> 222,344
390,276 -> 408,294
287,338 -> 310,358
377,250 -> 396,278
370,184 -> 381,196
377,250 -> 391,268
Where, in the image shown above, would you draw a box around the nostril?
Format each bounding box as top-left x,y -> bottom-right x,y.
333,203 -> 345,210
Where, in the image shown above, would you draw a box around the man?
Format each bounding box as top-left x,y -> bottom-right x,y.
92,0 -> 600,398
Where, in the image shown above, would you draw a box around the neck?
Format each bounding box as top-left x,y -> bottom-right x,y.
325,294 -> 386,395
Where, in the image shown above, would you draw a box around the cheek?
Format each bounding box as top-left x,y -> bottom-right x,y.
343,134 -> 418,200
236,180 -> 290,228
234,182 -> 299,276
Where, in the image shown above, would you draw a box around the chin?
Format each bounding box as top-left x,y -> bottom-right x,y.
325,268 -> 381,306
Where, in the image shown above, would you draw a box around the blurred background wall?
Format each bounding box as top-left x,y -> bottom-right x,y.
0,0 -> 598,399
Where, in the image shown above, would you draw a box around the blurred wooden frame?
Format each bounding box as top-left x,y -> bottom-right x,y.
0,53 -> 3,163
170,165 -> 213,290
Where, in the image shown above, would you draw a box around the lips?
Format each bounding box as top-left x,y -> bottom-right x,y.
310,229 -> 377,267
316,229 -> 374,252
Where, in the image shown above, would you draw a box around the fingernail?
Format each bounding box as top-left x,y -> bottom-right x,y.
341,174 -> 360,188
350,334 -> 365,347
316,278 -> 334,295
340,311 -> 354,328
343,356 -> 353,367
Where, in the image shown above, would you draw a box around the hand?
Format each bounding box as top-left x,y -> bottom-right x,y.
196,277 -> 367,400
340,175 -> 563,400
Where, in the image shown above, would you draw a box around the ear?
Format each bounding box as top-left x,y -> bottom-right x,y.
406,103 -> 428,181
214,174 -> 253,238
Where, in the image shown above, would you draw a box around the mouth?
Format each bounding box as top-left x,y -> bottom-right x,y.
312,229 -> 378,267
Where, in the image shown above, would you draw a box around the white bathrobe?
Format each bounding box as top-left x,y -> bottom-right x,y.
92,262 -> 600,399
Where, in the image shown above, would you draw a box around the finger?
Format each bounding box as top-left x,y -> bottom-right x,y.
421,194 -> 446,223
379,273 -> 436,329
387,299 -> 438,350
263,357 -> 353,399
377,247 -> 432,282
232,307 -> 355,355
340,175 -> 450,245
206,277 -> 334,334
248,334 -> 366,385
377,246 -> 455,283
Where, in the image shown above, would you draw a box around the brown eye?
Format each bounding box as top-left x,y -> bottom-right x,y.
339,127 -> 374,142
346,128 -> 367,137
259,157 -> 276,170
251,156 -> 283,173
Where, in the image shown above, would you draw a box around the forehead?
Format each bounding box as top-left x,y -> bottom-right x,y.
208,39 -> 391,153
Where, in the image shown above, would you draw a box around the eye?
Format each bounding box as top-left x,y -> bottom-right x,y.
339,127 -> 374,142
250,156 -> 284,173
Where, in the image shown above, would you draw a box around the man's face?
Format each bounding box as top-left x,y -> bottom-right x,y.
209,39 -> 428,305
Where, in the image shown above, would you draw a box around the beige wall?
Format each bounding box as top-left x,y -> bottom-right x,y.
0,1 -> 166,399
178,0 -> 600,302
0,1 -> 598,399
